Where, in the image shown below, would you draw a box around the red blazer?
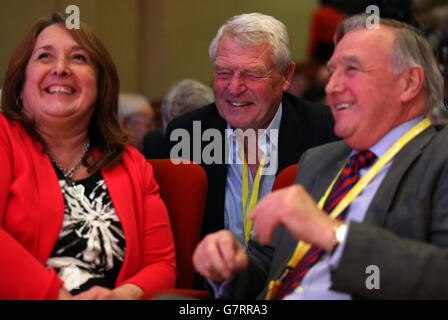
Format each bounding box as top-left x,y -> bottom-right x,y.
0,114 -> 176,299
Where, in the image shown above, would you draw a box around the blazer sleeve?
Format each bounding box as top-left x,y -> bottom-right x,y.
331,220 -> 448,299
0,124 -> 63,299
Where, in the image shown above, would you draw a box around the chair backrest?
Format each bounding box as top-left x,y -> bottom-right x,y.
148,159 -> 207,289
272,164 -> 299,191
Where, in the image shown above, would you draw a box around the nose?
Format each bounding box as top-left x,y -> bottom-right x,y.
51,57 -> 71,77
325,69 -> 344,96
227,72 -> 247,96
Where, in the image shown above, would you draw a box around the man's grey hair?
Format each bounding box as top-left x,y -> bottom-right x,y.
334,14 -> 445,120
161,79 -> 214,127
209,12 -> 293,72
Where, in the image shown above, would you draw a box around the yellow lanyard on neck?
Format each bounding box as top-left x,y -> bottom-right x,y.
265,117 -> 431,300
242,152 -> 266,243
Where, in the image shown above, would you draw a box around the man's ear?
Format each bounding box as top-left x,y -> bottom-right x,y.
281,62 -> 296,91
400,65 -> 425,104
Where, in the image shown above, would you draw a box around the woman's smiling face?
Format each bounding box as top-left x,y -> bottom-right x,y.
20,23 -> 98,125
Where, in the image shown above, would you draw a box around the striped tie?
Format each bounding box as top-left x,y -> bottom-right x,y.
275,150 -> 376,299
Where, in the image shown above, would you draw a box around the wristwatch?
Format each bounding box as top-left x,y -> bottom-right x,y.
332,223 -> 347,251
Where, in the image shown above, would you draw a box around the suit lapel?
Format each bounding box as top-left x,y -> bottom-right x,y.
364,126 -> 437,225
201,107 -> 228,233
268,143 -> 351,285
311,147 -> 351,202
277,96 -> 304,174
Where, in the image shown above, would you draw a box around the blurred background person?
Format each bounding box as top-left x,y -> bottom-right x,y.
307,0 -> 346,63
0,12 -> 176,300
143,78 -> 213,159
118,92 -> 155,153
414,3 -> 448,123
286,67 -> 310,99
287,62 -> 330,105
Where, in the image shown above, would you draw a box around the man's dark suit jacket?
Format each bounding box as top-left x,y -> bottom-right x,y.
166,92 -> 339,239
227,124 -> 448,299
143,128 -> 170,159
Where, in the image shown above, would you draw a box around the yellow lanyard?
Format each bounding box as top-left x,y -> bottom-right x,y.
242,152 -> 266,243
265,117 -> 431,299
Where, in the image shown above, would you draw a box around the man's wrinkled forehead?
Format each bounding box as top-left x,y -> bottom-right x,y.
329,27 -> 396,64
336,23 -> 397,43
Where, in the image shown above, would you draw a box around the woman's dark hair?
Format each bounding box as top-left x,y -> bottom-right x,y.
1,12 -> 129,171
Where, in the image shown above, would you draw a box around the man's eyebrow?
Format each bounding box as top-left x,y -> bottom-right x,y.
327,55 -> 362,71
244,66 -> 269,73
342,55 -> 362,66
213,63 -> 268,73
213,62 -> 229,69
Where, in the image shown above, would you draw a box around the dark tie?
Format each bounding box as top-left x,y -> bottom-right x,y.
275,150 -> 376,299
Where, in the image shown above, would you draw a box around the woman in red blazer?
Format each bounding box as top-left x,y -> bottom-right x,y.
0,13 -> 176,300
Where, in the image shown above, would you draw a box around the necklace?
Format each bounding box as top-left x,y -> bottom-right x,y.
48,138 -> 90,182
49,138 -> 90,202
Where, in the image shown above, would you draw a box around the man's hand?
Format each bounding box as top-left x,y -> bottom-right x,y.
250,185 -> 342,252
193,230 -> 248,283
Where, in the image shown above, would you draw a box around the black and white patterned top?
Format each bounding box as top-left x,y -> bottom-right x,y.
46,165 -> 126,294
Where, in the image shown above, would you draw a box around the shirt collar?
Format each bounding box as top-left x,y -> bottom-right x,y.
225,103 -> 283,148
